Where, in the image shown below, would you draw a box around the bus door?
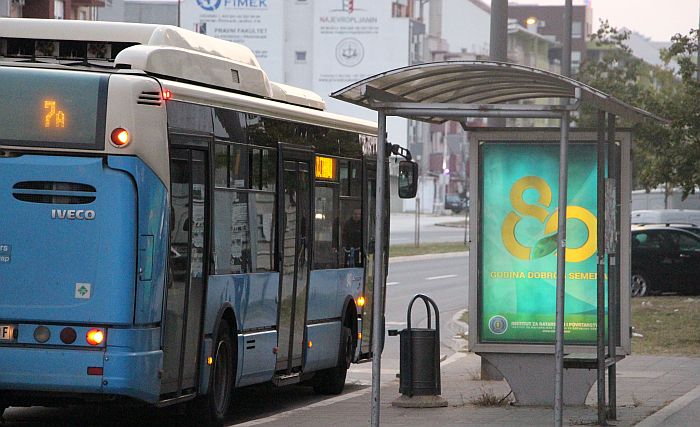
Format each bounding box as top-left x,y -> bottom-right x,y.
360,161 -> 376,356
275,148 -> 312,375
162,143 -> 209,396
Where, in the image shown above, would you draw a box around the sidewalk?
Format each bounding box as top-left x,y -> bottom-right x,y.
236,352 -> 700,427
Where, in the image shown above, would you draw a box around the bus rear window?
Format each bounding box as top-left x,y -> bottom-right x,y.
0,67 -> 107,149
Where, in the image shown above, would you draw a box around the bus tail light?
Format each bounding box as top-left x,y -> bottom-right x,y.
60,327 -> 77,344
162,88 -> 173,100
86,328 -> 105,346
110,128 -> 130,147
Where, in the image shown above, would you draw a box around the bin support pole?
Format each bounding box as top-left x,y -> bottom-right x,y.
371,110 -> 387,427
554,111 -> 570,427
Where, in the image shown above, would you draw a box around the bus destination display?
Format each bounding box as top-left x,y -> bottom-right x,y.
0,67 -> 107,149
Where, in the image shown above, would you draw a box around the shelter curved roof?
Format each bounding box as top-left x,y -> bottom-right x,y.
331,61 -> 665,124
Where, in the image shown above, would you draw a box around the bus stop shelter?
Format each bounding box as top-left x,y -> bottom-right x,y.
331,61 -> 665,427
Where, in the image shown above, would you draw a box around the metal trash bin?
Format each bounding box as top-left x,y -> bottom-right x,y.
389,294 -> 441,397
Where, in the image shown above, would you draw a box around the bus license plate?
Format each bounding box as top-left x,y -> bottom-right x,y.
0,325 -> 16,341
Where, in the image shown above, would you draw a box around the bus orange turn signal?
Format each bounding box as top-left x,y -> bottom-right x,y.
110,128 -> 130,147
86,328 -> 104,346
357,296 -> 366,307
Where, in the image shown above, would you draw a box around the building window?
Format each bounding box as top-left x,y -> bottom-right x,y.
54,0 -> 64,19
572,21 -> 583,39
295,51 -> 307,63
572,50 -> 581,73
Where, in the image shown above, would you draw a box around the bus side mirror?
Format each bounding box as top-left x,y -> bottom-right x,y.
398,160 -> 418,199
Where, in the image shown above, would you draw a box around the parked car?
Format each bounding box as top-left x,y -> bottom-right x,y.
631,209 -> 700,226
633,222 -> 700,237
631,225 -> 700,296
445,194 -> 468,214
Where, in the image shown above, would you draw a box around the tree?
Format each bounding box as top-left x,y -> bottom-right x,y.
575,21 -> 700,197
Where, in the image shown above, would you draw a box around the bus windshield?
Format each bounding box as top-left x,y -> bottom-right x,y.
0,67 -> 108,149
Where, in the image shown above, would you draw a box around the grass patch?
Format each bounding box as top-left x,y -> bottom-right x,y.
469,389 -> 511,406
389,241 -> 468,257
632,296 -> 700,356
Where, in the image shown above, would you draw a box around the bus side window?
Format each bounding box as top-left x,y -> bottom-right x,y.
313,185 -> 338,270
339,159 -> 363,267
340,200 -> 362,267
252,192 -> 276,272
167,101 -> 213,134
214,190 -> 250,274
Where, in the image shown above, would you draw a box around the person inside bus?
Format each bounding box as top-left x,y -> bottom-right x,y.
341,208 -> 362,267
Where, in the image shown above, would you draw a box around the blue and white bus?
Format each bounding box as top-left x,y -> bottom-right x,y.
0,19 -> 415,425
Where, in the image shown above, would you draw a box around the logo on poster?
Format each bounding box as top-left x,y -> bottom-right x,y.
488,315 -> 508,334
501,176 -> 596,262
335,38 -> 364,67
332,0 -> 356,14
197,0 -> 221,11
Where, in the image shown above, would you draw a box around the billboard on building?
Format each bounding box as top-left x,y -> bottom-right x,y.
312,1 -> 411,147
479,142 -> 603,344
179,0 -> 284,81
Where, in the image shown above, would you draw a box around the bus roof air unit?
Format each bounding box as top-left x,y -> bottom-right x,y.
0,18 -> 326,111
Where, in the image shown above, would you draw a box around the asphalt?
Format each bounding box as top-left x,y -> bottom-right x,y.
234,347 -> 700,426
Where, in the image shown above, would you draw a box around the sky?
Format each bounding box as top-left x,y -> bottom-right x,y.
501,0 -> 699,42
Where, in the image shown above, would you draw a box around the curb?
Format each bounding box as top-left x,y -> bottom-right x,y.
389,251 -> 469,263
635,383 -> 700,427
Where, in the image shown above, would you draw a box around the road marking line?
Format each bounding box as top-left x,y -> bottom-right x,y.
233,352 -> 467,426
386,281 -> 399,286
426,274 -> 458,281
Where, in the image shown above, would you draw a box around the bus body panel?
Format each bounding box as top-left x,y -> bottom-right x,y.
304,322 -> 342,372
0,327 -> 162,403
103,326 -> 162,403
204,273 -> 279,334
107,156 -> 169,325
0,347 -> 105,394
236,330 -> 277,387
307,269 -> 363,321
204,273 -> 279,389
0,155 -> 136,325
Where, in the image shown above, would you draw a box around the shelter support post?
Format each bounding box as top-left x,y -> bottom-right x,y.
607,113 -> 618,420
596,110 -> 607,426
554,111 -> 571,427
371,110 -> 387,427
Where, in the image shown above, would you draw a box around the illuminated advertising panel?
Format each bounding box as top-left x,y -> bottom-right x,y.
480,142 -> 605,344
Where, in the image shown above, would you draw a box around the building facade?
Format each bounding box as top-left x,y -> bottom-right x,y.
508,3 -> 593,73
2,0 -> 103,19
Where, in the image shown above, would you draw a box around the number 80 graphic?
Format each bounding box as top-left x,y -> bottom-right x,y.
500,176 -> 597,263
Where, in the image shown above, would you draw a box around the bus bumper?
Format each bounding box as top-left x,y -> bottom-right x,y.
0,329 -> 162,405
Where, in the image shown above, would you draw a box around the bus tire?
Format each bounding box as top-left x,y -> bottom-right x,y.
313,326 -> 352,395
190,322 -> 235,427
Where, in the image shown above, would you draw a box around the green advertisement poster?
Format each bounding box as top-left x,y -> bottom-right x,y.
480,142 -> 606,344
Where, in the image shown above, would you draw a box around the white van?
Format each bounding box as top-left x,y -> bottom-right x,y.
631,209 -> 700,226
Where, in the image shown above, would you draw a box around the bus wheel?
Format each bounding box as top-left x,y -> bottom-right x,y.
313,326 -> 352,395
191,322 -> 234,427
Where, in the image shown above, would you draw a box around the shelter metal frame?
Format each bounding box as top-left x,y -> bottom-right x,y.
331,61 -> 665,427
